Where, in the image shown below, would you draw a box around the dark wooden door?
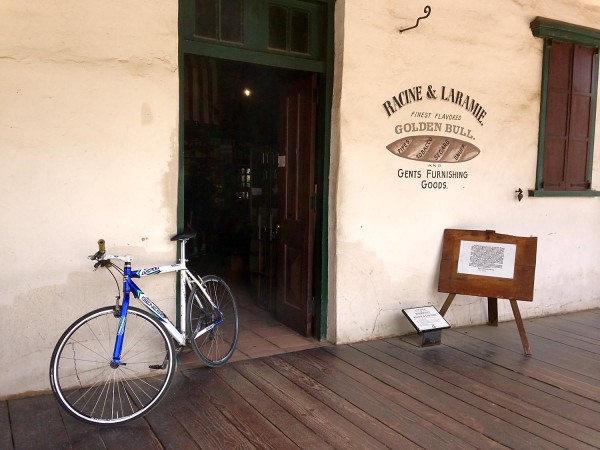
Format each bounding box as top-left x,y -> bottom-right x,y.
275,73 -> 317,336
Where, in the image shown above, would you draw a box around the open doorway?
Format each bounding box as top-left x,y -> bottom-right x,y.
183,55 -> 319,340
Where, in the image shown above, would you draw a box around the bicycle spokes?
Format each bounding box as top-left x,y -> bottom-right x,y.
186,275 -> 239,367
50,307 -> 176,425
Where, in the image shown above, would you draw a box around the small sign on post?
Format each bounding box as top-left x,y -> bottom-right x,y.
403,306 -> 450,347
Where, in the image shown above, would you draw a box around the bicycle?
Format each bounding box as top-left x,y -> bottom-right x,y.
49,231 -> 239,425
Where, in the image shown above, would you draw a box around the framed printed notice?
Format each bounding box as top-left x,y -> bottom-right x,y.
457,240 -> 517,279
438,229 -> 537,301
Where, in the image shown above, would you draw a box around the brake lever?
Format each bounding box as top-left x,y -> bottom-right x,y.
93,259 -> 112,271
89,251 -> 102,260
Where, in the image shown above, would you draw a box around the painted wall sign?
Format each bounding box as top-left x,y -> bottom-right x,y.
383,85 -> 487,190
382,85 -> 486,124
387,135 -> 479,163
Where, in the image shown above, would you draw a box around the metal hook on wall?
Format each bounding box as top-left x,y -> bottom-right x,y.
515,188 -> 524,202
399,6 -> 431,34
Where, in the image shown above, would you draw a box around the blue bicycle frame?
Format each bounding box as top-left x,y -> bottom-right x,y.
108,254 -> 222,366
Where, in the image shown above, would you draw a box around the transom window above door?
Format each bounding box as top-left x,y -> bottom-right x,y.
185,0 -> 326,67
194,0 -> 244,43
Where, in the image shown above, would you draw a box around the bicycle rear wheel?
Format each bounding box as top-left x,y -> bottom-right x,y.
187,275 -> 239,367
49,306 -> 176,425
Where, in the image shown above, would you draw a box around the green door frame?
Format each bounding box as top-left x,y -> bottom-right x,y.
177,0 -> 334,340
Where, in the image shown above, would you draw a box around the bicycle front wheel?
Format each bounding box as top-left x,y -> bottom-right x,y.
49,306 -> 176,425
187,275 -> 239,367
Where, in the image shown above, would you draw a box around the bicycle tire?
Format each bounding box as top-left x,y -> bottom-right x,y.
49,306 -> 176,425
187,275 -> 239,367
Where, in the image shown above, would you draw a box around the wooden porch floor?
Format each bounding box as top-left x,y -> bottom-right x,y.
2,309 -> 599,449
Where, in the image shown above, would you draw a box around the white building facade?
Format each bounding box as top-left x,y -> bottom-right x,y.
1,0 -> 599,398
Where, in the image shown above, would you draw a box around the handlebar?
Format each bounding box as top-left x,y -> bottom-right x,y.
88,239 -> 105,262
88,239 -> 132,267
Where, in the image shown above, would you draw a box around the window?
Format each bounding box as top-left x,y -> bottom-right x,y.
182,0 -> 327,72
530,18 -> 600,196
268,5 -> 310,55
195,0 -> 244,44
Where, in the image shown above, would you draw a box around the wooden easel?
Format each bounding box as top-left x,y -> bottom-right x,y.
438,229 -> 537,356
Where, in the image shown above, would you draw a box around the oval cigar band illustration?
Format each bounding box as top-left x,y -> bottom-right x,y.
386,135 -> 480,163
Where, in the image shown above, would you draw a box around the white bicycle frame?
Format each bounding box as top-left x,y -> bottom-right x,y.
101,238 -> 216,352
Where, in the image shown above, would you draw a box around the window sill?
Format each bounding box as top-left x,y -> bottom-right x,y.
528,189 -> 600,197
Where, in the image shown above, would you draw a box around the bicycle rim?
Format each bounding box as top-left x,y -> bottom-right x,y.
187,275 -> 239,367
49,306 -> 176,425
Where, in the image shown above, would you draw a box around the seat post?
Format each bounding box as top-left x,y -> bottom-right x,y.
179,238 -> 188,267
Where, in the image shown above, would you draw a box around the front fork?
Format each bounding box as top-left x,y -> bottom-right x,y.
111,262 -> 131,367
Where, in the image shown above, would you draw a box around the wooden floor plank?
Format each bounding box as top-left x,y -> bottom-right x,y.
167,371 -> 256,449
326,345 -> 562,450
0,401 -> 14,450
144,373 -> 202,450
370,339 -> 600,448
9,394 -> 69,450
447,327 -> 600,400
587,313 -> 600,321
6,309 -> 600,449
526,321 -> 600,354
307,348 -> 510,449
234,358 -> 389,449
216,365 -> 335,450
146,370 -> 254,450
454,321 -> 600,380
442,328 -> 600,411
266,354 -> 423,450
284,349 -> 505,449
175,401 -> 254,449
56,408 -> 110,450
53,396 -> 163,450
536,314 -> 600,341
389,336 -> 600,433
94,420 -> 163,450
553,311 -> 600,330
355,341 -> 591,449
187,368 -> 299,450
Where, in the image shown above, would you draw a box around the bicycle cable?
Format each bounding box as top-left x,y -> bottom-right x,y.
104,264 -> 122,309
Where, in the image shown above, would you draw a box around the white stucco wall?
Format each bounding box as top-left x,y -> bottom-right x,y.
0,1 -> 179,398
329,0 -> 600,343
3,0 -> 600,399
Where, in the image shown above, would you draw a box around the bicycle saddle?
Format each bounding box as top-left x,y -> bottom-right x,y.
171,231 -> 197,241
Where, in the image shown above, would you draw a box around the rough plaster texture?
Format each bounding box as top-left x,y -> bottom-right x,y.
0,1 -> 179,398
329,0 -> 600,344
